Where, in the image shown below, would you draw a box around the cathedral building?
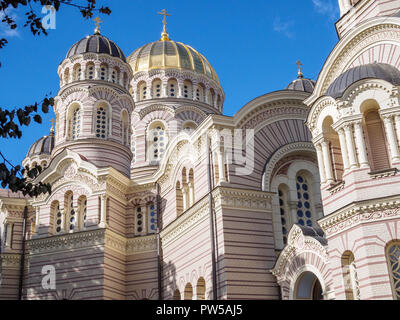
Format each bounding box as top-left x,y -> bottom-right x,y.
1,0 -> 400,300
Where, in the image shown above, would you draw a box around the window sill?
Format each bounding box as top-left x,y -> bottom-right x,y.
368,168 -> 398,179
327,180 -> 345,194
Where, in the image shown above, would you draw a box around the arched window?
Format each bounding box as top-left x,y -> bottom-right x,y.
195,84 -> 205,102
183,121 -> 197,134
135,206 -> 145,236
73,64 -> 82,81
386,241 -> 400,300
196,277 -> 206,300
147,202 -> 157,234
95,103 -> 110,139
173,289 -> 181,300
120,110 -> 129,146
78,196 -> 87,231
168,79 -> 178,97
65,192 -> 76,232
64,68 -> 70,85
296,174 -> 313,227
341,251 -> 360,300
207,88 -> 215,106
183,80 -> 193,99
111,67 -> 119,84
176,181 -> 183,217
86,62 -> 95,80
152,79 -> 162,98
148,122 -> 167,162
363,109 -> 390,171
278,185 -> 290,244
100,63 -> 108,81
184,283 -> 193,300
138,82 -> 147,101
69,105 -> 81,140
52,201 -> 62,234
123,73 -> 128,88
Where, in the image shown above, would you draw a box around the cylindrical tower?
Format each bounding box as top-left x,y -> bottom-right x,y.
52,29 -> 134,176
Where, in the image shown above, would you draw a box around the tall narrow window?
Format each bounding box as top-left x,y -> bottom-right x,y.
176,181 -> 183,217
65,192 -> 75,232
64,68 -> 70,85
168,79 -> 178,97
148,122 -> 167,162
278,186 -> 290,244
364,110 -> 391,171
147,202 -> 157,234
183,80 -> 193,99
296,175 -> 313,227
152,79 -> 162,98
121,111 -> 129,146
70,107 -> 81,140
78,196 -> 87,230
342,251 -> 360,300
138,82 -> 147,101
86,63 -> 95,80
386,241 -> 400,300
52,201 -> 62,234
111,67 -> 119,84
73,64 -> 81,81
135,206 -> 145,236
100,64 -> 108,81
95,104 -> 109,139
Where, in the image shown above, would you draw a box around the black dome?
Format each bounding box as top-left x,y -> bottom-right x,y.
26,133 -> 55,158
326,63 -> 400,99
66,34 -> 126,62
286,78 -> 316,93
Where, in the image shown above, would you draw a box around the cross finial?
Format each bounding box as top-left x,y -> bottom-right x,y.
94,16 -> 102,35
158,9 -> 171,41
50,118 -> 56,134
296,60 -> 304,79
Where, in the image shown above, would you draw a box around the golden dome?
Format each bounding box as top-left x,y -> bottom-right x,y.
127,40 -> 220,85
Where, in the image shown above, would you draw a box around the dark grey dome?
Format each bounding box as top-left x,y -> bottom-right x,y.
326,63 -> 400,99
66,34 -> 126,62
286,77 -> 316,93
26,133 -> 55,158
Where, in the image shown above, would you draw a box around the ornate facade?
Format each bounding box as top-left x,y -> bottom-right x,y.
1,0 -> 400,300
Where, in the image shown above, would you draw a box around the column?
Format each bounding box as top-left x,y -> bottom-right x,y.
99,194 -> 108,228
213,94 -> 218,109
182,186 -> 188,212
321,140 -> 335,183
205,87 -> 210,105
161,80 -> 168,98
177,80 -> 184,98
217,144 -> 227,184
344,124 -> 358,168
395,115 -> 400,149
383,116 -> 400,162
353,121 -> 369,168
337,128 -> 350,171
94,62 -> 101,80
35,207 -> 40,233
146,81 -> 153,100
192,83 -> 198,101
81,64 -> 87,81
315,143 -> 326,184
188,182 -> 195,207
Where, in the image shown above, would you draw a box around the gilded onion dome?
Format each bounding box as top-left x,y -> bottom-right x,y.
127,40 -> 220,85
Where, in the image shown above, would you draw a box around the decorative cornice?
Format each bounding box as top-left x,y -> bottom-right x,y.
0,253 -> 21,269
319,197 -> 400,237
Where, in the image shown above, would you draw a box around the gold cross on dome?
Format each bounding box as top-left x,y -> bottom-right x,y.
158,9 -> 171,41
296,60 -> 304,78
94,16 -> 103,34
50,118 -> 56,133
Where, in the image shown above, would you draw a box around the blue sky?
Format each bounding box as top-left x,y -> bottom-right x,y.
0,0 -> 340,166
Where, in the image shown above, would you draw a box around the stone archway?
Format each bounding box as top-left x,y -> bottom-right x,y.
293,271 -> 323,300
